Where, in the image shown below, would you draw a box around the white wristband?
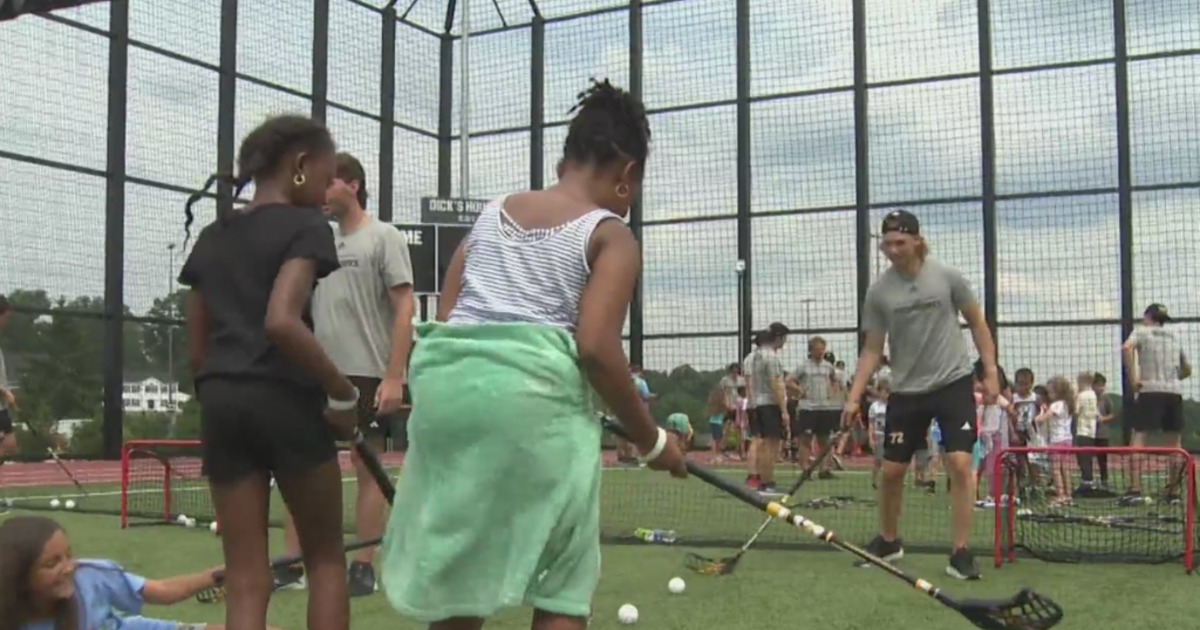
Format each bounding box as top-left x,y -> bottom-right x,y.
638,427 -> 669,464
328,387 -> 360,412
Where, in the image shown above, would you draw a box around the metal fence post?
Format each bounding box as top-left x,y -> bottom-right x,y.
852,0 -> 870,352
1114,0 -> 1136,427
530,14 -> 545,191
312,0 -> 330,122
380,8 -> 397,222
102,0 -> 130,460
217,0 -> 238,218
628,0 -> 644,366
735,0 -> 751,357
979,0 -> 999,353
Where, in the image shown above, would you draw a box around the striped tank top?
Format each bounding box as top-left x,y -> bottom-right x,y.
448,197 -> 623,332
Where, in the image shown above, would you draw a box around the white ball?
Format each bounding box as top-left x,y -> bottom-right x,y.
185,518 -> 196,528
209,521 -> 219,533
64,500 -> 76,510
176,514 -> 188,524
50,499 -> 61,509
667,577 -> 686,594
617,604 -> 638,625
3,498 -> 12,507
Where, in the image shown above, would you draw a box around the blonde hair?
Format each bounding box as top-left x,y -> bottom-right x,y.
1047,376 -> 1076,417
1076,371 -> 1094,389
915,237 -> 929,261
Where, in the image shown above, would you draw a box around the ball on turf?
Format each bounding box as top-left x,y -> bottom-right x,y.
176,514 -> 189,525
209,521 -> 219,533
64,500 -> 76,510
50,499 -> 61,509
668,577 -> 686,594
618,604 -> 638,625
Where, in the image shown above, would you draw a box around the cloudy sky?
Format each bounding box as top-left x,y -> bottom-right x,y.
0,0 -> 1197,395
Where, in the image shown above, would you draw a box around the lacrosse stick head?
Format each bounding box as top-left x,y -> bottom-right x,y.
684,551 -> 740,576
195,584 -> 227,604
955,588 -> 1063,630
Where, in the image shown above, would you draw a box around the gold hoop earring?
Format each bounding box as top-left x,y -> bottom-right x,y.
293,173 -> 306,187
615,183 -> 630,198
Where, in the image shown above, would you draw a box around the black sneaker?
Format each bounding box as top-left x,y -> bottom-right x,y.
272,566 -> 306,591
946,547 -> 981,581
855,535 -> 903,568
348,561 -> 378,597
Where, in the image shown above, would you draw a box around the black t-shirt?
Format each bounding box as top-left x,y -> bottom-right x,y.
178,204 -> 339,392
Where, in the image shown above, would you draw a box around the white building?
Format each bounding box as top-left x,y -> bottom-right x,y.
121,376 -> 190,413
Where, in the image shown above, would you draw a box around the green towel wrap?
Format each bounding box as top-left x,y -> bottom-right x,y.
380,321 -> 602,622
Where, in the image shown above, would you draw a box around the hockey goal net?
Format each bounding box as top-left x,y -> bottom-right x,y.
992,446 -> 1196,572
121,440 -> 216,528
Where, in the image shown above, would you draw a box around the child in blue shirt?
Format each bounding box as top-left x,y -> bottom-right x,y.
1,516 -> 284,630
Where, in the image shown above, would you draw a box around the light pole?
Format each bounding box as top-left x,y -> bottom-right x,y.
799,297 -> 815,333
167,243 -> 177,434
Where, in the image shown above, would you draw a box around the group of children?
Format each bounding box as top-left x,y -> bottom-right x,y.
864,363 -> 1116,507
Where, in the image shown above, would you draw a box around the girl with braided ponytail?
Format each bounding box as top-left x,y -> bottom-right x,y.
380,79 -> 686,630
178,115 -> 356,630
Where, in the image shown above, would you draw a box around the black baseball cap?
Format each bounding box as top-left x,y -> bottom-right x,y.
768,322 -> 791,338
1145,303 -> 1172,324
881,209 -> 920,236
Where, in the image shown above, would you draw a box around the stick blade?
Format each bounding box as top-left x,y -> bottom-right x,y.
957,589 -> 1063,630
683,552 -> 737,576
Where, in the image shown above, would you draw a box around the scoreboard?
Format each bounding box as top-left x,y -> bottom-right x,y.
394,196 -> 483,294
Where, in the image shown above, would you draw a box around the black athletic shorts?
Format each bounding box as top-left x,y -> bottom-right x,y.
0,408 -> 12,437
348,376 -> 404,447
750,404 -> 785,440
197,378 -> 337,484
883,374 -> 976,464
796,408 -> 840,437
1133,392 -> 1184,434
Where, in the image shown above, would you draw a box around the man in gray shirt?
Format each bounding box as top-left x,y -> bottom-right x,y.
275,153 -> 416,596
843,210 -> 998,582
1123,303 -> 1191,498
0,295 -> 16,513
787,336 -> 840,480
743,323 -> 790,494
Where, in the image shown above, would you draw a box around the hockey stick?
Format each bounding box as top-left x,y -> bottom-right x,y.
604,420 -> 1063,630
685,429 -> 849,576
22,419 -> 90,498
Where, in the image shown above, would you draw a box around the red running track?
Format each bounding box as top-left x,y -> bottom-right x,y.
0,451 -> 884,489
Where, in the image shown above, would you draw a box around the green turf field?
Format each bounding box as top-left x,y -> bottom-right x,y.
3,509 -> 1194,630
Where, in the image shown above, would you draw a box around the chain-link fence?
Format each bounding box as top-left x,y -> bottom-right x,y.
1,0 -> 1198,464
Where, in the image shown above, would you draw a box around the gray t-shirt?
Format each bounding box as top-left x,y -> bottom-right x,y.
862,257 -> 975,394
749,346 -> 783,408
1126,324 -> 1187,395
313,217 -> 415,379
793,358 -> 840,410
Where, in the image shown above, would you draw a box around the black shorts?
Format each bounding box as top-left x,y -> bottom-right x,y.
795,408 -> 840,437
883,375 -> 976,464
0,408 -> 13,437
1133,392 -> 1184,434
197,378 -> 337,484
347,376 -> 406,447
749,404 -> 785,440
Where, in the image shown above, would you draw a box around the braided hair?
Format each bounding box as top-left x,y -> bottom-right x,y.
183,115 -> 335,250
562,78 -> 650,176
